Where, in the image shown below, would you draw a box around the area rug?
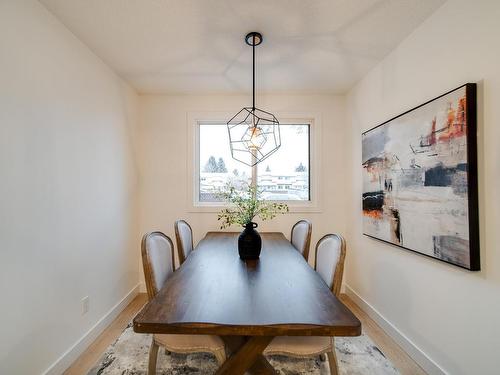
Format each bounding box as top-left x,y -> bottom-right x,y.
88,323 -> 399,375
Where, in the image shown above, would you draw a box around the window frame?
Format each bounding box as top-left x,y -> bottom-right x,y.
187,111 -> 322,213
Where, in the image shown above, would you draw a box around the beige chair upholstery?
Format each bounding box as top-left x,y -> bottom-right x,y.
315,234 -> 346,296
174,220 -> 194,266
264,233 -> 347,375
141,232 -> 225,374
290,220 -> 312,261
265,336 -> 333,357
154,334 -> 225,355
142,232 -> 175,298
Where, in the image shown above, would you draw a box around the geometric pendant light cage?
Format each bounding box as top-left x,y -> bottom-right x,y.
227,32 -> 281,167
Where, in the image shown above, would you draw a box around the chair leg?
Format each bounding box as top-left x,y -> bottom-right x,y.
327,350 -> 339,375
148,339 -> 159,375
319,353 -> 326,362
213,348 -> 226,365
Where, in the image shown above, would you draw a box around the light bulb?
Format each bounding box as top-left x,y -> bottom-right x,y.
248,126 -> 262,150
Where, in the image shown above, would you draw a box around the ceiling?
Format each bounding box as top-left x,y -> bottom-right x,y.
40,0 -> 445,95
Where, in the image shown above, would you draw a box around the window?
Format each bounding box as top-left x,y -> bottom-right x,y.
198,124 -> 252,202
257,124 -> 310,201
197,123 -> 310,203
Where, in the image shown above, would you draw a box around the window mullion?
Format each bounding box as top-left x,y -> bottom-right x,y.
251,159 -> 257,189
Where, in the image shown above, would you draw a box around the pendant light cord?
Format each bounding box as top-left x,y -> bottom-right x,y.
252,34 -> 255,111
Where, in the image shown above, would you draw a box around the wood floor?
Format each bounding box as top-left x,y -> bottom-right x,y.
64,293 -> 426,375
339,295 -> 426,375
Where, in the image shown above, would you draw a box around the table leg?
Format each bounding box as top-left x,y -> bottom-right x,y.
216,336 -> 275,375
247,355 -> 276,374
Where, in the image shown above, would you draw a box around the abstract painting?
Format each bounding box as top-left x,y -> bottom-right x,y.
362,84 -> 479,270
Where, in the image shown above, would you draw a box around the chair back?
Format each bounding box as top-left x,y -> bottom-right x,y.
290,220 -> 312,261
175,220 -> 194,265
141,232 -> 175,300
314,234 -> 346,296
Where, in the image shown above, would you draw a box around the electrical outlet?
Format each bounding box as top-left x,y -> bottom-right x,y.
82,296 -> 89,315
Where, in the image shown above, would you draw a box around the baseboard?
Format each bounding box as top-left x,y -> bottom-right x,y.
345,284 -> 447,375
42,283 -> 141,375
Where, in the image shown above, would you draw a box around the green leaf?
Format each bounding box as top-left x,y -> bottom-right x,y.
216,182 -> 289,228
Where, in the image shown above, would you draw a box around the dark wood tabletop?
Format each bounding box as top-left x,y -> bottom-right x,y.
133,232 -> 361,337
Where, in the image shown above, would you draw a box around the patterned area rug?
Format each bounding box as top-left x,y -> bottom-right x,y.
89,323 -> 399,375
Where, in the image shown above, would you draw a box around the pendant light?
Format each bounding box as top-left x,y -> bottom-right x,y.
227,32 -> 281,167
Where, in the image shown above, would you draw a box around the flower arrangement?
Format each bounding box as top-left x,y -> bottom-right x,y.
217,184 -> 289,229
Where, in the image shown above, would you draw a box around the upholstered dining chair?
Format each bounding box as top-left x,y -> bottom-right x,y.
174,220 -> 194,266
290,220 -> 312,261
141,232 -> 226,374
264,234 -> 347,375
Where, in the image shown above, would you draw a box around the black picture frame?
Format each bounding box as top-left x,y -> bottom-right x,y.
361,83 -> 480,271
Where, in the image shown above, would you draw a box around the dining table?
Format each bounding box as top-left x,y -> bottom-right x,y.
133,231 -> 362,374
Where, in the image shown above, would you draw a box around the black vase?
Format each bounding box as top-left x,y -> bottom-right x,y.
238,222 -> 262,260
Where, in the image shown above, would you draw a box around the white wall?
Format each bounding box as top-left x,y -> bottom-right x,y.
346,0 -> 500,374
0,1 -> 140,374
138,94 -> 349,269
